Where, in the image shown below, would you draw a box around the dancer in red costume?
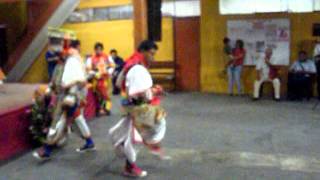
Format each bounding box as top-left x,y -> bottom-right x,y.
109,40 -> 170,178
86,42 -> 115,116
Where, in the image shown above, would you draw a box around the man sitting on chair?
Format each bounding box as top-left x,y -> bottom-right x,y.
253,48 -> 281,101
287,50 -> 316,101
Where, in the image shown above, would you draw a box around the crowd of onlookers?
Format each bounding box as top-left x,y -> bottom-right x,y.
223,37 -> 320,101
43,37 -> 320,102
45,45 -> 124,96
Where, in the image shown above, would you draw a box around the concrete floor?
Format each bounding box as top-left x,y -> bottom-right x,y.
1,93 -> 320,180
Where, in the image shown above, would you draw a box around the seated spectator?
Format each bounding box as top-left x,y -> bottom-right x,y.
253,48 -> 280,101
287,51 -> 317,101
110,49 -> 124,95
45,45 -> 60,80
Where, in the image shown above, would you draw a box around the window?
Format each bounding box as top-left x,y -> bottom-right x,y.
287,0 -> 314,12
220,0 -> 255,14
93,8 -> 109,21
220,0 -> 320,15
161,0 -> 200,17
315,0 -> 320,11
66,0 -> 200,23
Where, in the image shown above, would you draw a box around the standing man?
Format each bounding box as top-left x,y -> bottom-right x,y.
109,40 -> 169,178
253,48 -> 281,101
110,49 -> 124,95
86,43 -> 115,116
33,40 -> 96,160
45,45 -> 60,80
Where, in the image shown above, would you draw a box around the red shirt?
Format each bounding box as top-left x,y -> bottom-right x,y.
121,52 -> 147,91
123,52 -> 147,73
91,53 -> 109,67
232,48 -> 246,66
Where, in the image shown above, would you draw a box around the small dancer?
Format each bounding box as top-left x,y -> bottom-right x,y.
86,42 -> 115,116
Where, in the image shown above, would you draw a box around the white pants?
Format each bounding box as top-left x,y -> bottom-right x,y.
47,112 -> 91,145
109,117 -> 166,163
254,78 -> 281,99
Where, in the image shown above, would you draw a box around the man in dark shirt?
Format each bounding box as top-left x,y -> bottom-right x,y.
288,51 -> 317,100
110,49 -> 124,95
45,45 -> 60,80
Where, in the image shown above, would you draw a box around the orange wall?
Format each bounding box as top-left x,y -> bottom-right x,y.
77,0 -> 131,9
201,0 -> 320,95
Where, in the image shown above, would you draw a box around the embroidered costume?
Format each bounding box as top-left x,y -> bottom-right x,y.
109,49 -> 169,178
86,52 -> 115,116
33,43 -> 96,160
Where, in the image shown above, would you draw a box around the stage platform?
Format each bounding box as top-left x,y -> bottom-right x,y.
0,83 -> 36,113
0,83 -> 97,162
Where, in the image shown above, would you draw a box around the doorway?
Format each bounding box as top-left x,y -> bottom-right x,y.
174,17 -> 200,91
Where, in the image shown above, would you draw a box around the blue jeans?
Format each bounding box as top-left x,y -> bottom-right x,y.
227,65 -> 242,94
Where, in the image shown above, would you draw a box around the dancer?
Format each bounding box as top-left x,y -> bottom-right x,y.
86,42 -> 115,116
33,40 -> 95,160
109,40 -> 169,178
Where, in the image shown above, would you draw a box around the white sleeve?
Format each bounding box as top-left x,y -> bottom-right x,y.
289,62 -> 297,71
86,57 -> 92,69
308,61 -> 317,73
108,56 -> 115,75
62,57 -> 86,86
125,65 -> 153,96
108,56 -> 115,65
256,58 -> 262,70
314,44 -> 320,57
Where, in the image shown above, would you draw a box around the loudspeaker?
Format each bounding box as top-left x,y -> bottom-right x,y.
0,25 -> 8,68
313,23 -> 320,37
147,0 -> 162,41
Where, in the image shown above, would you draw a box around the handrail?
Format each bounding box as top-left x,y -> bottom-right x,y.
4,0 -> 63,73
6,0 -> 80,82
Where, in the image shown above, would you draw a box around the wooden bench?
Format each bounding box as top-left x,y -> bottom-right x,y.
149,61 -> 176,91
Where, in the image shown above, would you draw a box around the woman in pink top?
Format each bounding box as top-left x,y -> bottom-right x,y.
227,40 -> 246,96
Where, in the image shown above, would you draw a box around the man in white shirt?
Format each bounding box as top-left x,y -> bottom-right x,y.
288,51 -> 317,100
253,48 -> 281,101
33,40 -> 95,160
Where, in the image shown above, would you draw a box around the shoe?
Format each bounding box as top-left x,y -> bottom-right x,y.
76,143 -> 96,153
252,98 -> 259,101
33,149 -> 51,161
123,163 -> 148,178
